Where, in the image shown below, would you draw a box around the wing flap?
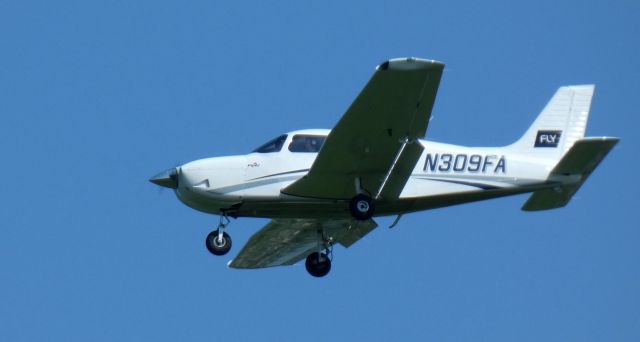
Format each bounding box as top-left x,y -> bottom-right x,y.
331,219 -> 377,248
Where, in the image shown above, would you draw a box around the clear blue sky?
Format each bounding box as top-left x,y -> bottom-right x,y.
1,1 -> 638,341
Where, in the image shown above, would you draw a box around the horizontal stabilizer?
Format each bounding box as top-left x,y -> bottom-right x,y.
522,137 -> 619,211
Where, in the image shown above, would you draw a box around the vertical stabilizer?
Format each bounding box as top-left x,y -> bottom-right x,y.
510,85 -> 594,159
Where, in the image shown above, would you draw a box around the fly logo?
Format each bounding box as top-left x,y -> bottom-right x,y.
534,130 -> 562,147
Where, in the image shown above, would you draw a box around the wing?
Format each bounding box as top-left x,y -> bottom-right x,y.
282,57 -> 444,200
228,218 -> 377,269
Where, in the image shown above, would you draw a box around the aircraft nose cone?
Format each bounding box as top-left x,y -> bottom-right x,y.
149,167 -> 179,189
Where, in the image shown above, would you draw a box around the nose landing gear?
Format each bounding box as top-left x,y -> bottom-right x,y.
205,214 -> 232,256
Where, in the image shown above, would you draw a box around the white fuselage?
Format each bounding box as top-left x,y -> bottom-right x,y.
174,129 -> 557,218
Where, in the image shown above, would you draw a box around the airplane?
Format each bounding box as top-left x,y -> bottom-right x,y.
150,57 -> 618,277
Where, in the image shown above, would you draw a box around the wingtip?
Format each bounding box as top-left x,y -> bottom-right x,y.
581,136 -> 621,144
377,57 -> 444,71
560,84 -> 596,91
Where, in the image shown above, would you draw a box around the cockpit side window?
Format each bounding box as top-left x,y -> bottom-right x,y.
288,135 -> 326,153
253,134 -> 287,153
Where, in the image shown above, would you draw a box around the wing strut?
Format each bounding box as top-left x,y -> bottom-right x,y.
374,137 -> 411,200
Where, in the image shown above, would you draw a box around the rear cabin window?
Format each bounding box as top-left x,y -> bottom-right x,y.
288,135 -> 326,153
253,134 -> 287,153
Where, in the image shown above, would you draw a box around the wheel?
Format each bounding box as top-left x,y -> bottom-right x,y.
305,252 -> 331,277
205,230 -> 232,256
349,194 -> 374,220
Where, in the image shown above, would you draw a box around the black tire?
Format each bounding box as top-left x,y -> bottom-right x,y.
349,194 -> 374,220
205,230 -> 232,256
305,252 -> 331,277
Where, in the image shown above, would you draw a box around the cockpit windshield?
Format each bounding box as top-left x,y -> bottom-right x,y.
288,135 -> 326,153
252,134 -> 287,153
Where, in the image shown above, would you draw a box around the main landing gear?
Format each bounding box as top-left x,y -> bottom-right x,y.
305,231 -> 334,277
205,214 -> 232,256
306,184 -> 373,277
305,191 -> 374,277
349,194 -> 375,220
305,252 -> 331,277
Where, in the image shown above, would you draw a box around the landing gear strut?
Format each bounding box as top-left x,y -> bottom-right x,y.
205,214 -> 232,256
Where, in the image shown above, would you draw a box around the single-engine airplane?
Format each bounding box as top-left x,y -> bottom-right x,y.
150,57 -> 618,277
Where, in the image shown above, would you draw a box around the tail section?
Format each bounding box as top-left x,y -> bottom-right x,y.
511,85 -> 619,210
510,85 -> 595,159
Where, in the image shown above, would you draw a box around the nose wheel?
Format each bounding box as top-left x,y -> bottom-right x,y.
205,214 -> 233,256
206,230 -> 232,255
